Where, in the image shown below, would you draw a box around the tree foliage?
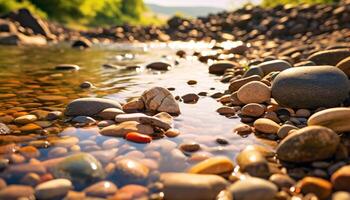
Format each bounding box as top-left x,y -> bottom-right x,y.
262,0 -> 339,7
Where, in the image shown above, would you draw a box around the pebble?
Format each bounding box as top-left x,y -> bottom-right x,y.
253,118 -> 280,134
19,145 -> 40,159
122,99 -> 145,112
308,49 -> 350,66
241,103 -> 265,117
308,107 -> 350,133
297,177 -> 332,199
113,158 -> 149,185
216,106 -> 236,115
295,109 -> 311,118
72,38 -> 92,48
98,108 -> 124,120
19,123 -> 42,132
277,126 -> 340,163
100,121 -> 154,137
0,123 -> 11,135
126,132 -> 152,143
229,75 -> 261,92
209,61 -> 236,75
79,81 -> 93,89
188,157 -> 234,176
236,148 -> 270,178
272,66 -> 349,108
146,61 -> 171,70
180,142 -> 201,153
83,181 -> 117,198
46,111 -> 62,120
331,165 -> 350,191
35,178 -> 72,200
277,124 -> 298,139
187,80 -> 197,85
48,147 -> 68,158
233,124 -> 253,135
55,64 -> 80,70
244,59 -> 291,77
111,184 -> 148,200
65,97 -> 122,116
227,177 -> 278,200
71,116 -> 96,124
140,87 -> 180,114
161,173 -> 228,200
332,192 -> 350,200
115,113 -> 171,130
20,173 -> 41,186
181,93 -> 199,103
269,174 -> 296,189
237,81 -> 271,104
0,185 -> 35,200
336,56 -> 350,77
165,128 -> 180,137
14,114 -> 37,124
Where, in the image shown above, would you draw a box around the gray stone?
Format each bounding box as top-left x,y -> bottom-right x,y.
115,113 -> 171,130
65,98 -> 122,116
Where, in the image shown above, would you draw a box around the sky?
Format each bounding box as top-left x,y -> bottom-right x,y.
144,0 -> 261,9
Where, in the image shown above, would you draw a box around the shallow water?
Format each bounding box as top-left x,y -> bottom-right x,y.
0,42 -> 270,184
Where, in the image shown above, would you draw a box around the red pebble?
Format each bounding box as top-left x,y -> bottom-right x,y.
125,132 -> 152,143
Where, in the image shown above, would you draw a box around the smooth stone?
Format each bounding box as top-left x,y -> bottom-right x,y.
100,121 -> 154,137
181,93 -> 199,103
209,61 -> 236,75
236,149 -> 270,178
241,103 -> 265,117
308,49 -> 350,66
126,132 -> 152,143
97,120 -> 115,127
19,123 -> 42,132
113,158 -> 149,185
295,109 -> 311,118
154,112 -> 173,125
0,123 -> 11,135
65,98 -> 122,116
72,116 -> 96,124
244,60 -> 291,78
20,173 -> 40,187
228,177 -> 278,200
140,87 -> 180,114
165,128 -> 180,137
308,107 -> 350,133
331,165 -> 350,191
269,174 -> 296,189
216,106 -> 236,115
188,157 -> 234,176
115,113 -> 171,130
277,126 -> 340,163
55,64 -> 80,71
161,173 -> 228,200
146,62 -> 171,71
111,184 -> 148,200
46,111 -> 63,120
4,163 -> 46,176
229,75 -> 261,92
254,118 -> 280,134
53,153 -> 105,186
180,142 -> 200,153
19,145 -> 40,159
72,38 -> 92,48
297,177 -> 332,199
0,185 -> 34,200
122,99 -> 145,112
233,124 -> 253,135
243,66 -> 264,78
14,114 -> 37,124
98,108 -> 124,120
83,181 -> 117,198
51,137 -> 79,148
277,124 -> 298,139
48,147 -> 68,158
272,66 -> 350,109
332,192 -> 350,200
35,179 -> 72,200
237,81 -> 271,104
336,56 -> 350,77
80,81 -> 93,89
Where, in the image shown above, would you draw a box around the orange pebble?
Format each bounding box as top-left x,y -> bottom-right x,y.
125,132 -> 152,143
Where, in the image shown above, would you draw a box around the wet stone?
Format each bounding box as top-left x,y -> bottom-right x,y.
181,93 -> 199,103
269,174 -> 296,189
98,108 -> 124,120
241,103 -> 265,117
146,61 -> 171,71
180,142 -> 201,153
80,81 -> 93,89
0,185 -> 34,200
308,107 -> 350,133
35,178 -> 72,200
217,106 -> 236,115
233,124 -> 253,135
331,165 -> 350,192
112,158 -> 150,185
0,123 -> 11,135
115,113 -> 171,130
100,121 -> 154,137
237,81 -> 271,104
297,177 -> 332,200
277,124 -> 298,139
188,157 -> 234,176
14,114 -> 37,124
209,61 -> 236,75
253,118 -> 280,134
20,173 -> 40,186
236,148 -> 270,178
165,128 -> 180,137
140,87 -> 180,115
55,64 -> 80,71
83,181 -> 118,198
71,116 -> 96,124
46,111 -> 63,120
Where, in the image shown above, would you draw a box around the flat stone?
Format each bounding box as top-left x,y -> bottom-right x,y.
146,62 -> 171,71
237,81 -> 271,104
140,87 -> 180,114
188,157 -> 234,176
277,126 -> 340,163
35,179 -> 72,200
308,107 -> 350,133
227,177 -> 278,200
217,106 -> 236,115
122,99 -> 145,112
14,114 -> 37,124
65,98 -> 122,116
55,64 -> 80,71
71,116 -> 96,124
115,113 -> 171,130
272,66 -> 349,109
253,118 -> 280,134
0,185 -> 34,200
229,75 -> 261,92
161,173 -> 228,200
100,121 -> 154,137
209,61 -> 237,75
241,103 -> 265,117
83,181 -> 117,198
308,49 -> 350,66
98,108 -> 124,120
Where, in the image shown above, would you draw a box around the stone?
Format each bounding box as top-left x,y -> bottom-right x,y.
253,118 -> 280,134
146,62 -> 171,70
14,114 -> 37,124
71,116 -> 96,124
180,142 -> 200,153
336,56 -> 350,77
295,109 -> 311,118
237,81 -> 271,104
229,75 -> 261,92
72,38 -> 92,49
98,108 -> 124,120
115,113 -> 171,130
269,174 -> 295,189
216,106 -> 236,115
308,49 -> 350,66
0,123 -> 11,135
277,124 -> 298,139
307,107 -> 350,133
100,121 -> 154,137
65,98 -> 122,116
161,173 -> 228,200
272,66 -> 349,109
126,132 -> 152,143
332,192 -> 350,200
122,99 -> 144,112
55,64 -> 80,71
297,177 -> 332,200
19,146 -> 40,159
111,184 -> 148,200
228,177 -> 278,200
165,128 -> 180,137
83,181 -> 117,198
140,87 -> 180,114
241,103 -> 265,117
35,179 -> 72,200
113,158 -> 149,185
209,61 -> 236,75
4,163 -> 46,177
0,185 -> 34,200
236,149 -> 270,178
0,32 -> 47,45
276,126 -> 340,163
79,81 -> 93,89
53,153 -> 105,187
188,157 -> 234,176
19,123 -> 42,132
243,66 -> 264,78
244,60 -> 291,78
234,124 -> 253,135
181,93 -> 199,103
46,111 -> 63,120
20,173 -> 40,187
331,165 -> 350,191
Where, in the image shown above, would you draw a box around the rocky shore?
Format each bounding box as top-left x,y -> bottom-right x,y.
0,1 -> 350,200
